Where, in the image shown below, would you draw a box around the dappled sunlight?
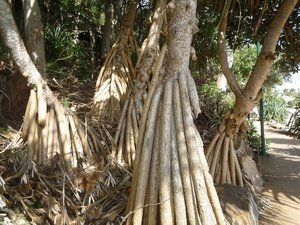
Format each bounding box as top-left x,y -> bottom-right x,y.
259,124 -> 300,224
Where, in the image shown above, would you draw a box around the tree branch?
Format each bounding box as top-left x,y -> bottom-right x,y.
0,0 -> 54,102
217,14 -> 243,98
243,0 -> 298,100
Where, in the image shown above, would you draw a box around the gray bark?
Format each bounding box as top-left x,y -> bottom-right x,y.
0,0 -> 53,102
22,0 -> 46,76
101,0 -> 113,59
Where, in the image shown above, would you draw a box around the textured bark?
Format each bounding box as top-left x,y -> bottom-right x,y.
125,1 -> 225,224
22,0 -> 46,76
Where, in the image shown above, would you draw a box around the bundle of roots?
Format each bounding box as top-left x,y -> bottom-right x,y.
22,84 -> 102,171
124,70 -> 224,225
111,0 -> 167,167
91,28 -> 138,124
111,45 -> 166,167
205,113 -> 244,186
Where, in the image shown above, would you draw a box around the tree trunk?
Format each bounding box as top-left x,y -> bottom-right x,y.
22,0 -> 46,76
125,1 -> 225,224
0,0 -> 102,172
205,0 -> 298,186
101,0 -> 113,59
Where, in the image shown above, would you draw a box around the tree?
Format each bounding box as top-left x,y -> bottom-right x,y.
205,0 -> 298,185
112,0 -> 167,166
101,0 -> 114,59
0,0 -> 102,172
22,0 -> 46,75
125,1 -> 224,224
91,0 -> 138,125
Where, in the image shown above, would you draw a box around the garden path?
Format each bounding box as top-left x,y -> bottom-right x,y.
258,123 -> 300,225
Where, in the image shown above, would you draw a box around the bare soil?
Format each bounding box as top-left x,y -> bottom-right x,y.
258,123 -> 300,225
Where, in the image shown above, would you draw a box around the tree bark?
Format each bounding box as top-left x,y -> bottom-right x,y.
125,1 -> 225,224
101,0 -> 113,59
0,0 -> 100,170
22,0 -> 46,76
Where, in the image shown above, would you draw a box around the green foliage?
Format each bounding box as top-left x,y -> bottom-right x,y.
232,45 -> 256,88
41,0 -> 107,80
197,79 -> 234,125
247,119 -> 269,152
284,88 -> 300,108
45,25 -> 74,61
61,97 -> 71,108
288,94 -> 300,138
44,24 -> 94,79
232,44 -> 284,90
262,91 -> 287,123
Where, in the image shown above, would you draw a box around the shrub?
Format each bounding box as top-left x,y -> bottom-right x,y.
198,81 -> 235,126
288,94 -> 300,138
247,119 -> 269,152
262,91 -> 287,123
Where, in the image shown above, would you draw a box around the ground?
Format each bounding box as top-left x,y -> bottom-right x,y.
259,123 -> 300,225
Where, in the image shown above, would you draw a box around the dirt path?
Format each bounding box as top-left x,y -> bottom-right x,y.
258,124 -> 300,225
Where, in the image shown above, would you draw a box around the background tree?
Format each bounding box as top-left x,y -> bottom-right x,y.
91,0 -> 138,125
112,0 -> 166,166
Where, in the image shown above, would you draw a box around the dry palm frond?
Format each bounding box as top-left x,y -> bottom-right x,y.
91,1 -> 138,124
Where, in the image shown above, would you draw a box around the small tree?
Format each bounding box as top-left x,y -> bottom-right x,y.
205,0 -> 298,185
91,0 -> 138,124
0,0 -> 102,172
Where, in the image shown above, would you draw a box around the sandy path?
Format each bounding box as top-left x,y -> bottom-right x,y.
258,124 -> 300,225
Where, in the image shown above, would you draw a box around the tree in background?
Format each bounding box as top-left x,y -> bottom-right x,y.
111,0 -> 166,166
91,0 -> 138,124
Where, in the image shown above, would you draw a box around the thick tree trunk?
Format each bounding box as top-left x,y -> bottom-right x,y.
22,0 -> 46,76
205,0 -> 298,186
0,0 -> 101,171
125,1 -> 225,224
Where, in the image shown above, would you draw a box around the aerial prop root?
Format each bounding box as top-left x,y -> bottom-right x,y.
92,28 -> 137,123
22,89 -> 100,171
124,71 -> 225,225
205,116 -> 243,186
112,45 -> 167,166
